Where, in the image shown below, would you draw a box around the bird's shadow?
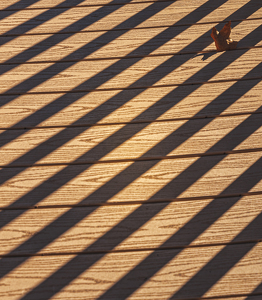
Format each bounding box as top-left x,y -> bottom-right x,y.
194,51 -> 217,61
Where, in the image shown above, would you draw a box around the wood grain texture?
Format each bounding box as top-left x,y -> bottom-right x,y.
0,151 -> 262,207
0,243 -> 261,300
0,0 -> 179,10
1,80 -> 261,129
2,0 -> 258,35
0,2 -> 179,36
1,1 -> 261,299
1,20 -> 262,64
0,113 -> 262,166
0,195 -> 261,255
1,48 -> 261,94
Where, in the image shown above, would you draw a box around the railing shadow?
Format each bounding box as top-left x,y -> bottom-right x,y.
0,0 -> 261,299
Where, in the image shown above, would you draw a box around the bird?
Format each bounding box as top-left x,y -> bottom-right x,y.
211,21 -> 238,51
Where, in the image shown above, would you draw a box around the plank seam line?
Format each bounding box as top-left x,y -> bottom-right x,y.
0,239 -> 261,258
1,76 -> 261,96
1,17 -> 261,36
0,0 -> 175,11
1,191 -> 262,210
1,148 -> 262,169
2,45 -> 262,65
2,110 -> 262,131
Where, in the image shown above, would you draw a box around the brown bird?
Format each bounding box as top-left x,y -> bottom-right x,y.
211,21 -> 238,51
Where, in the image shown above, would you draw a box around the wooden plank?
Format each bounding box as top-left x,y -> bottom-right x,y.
0,48 -> 261,94
0,80 -> 261,128
0,0 -> 259,36
1,20 -> 261,64
0,0 -> 179,10
0,2 -> 148,36
0,151 -> 262,207
0,243 -> 261,299
1,113 -> 262,166
0,1 -> 184,36
0,195 -> 261,255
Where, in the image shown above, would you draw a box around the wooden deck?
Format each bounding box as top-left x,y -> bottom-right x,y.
0,0 -> 262,299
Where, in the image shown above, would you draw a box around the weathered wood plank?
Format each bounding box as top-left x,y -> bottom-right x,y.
0,195 -> 261,255
1,20 -> 261,64
0,243 -> 261,299
1,113 -> 262,166
0,48 -> 261,94
0,80 -> 261,128
0,0 -> 259,36
0,152 -> 261,207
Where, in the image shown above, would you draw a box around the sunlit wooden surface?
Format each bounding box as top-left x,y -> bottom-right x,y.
0,0 -> 262,299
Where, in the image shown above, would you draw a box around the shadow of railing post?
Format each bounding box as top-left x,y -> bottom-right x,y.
0,1 -> 261,298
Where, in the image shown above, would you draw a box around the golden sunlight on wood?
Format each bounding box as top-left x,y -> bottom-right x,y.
28,32 -> 105,63
0,255 -> 74,300
196,0 -> 251,24
0,9 -> 48,35
0,162 -> 132,207
156,81 -> 262,121
179,152 -> 262,198
127,243 -> 262,300
0,0 -> 21,10
25,6 -> 100,35
1,0 -> 261,298
80,2 -> 152,32
203,243 -> 262,298
0,124 -> 124,165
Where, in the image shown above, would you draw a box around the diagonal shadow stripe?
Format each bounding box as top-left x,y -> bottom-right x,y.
169,217 -> 262,299
0,70 -> 261,278
0,0 -> 123,38
0,0 -> 260,298
0,79 -> 261,298
93,163 -> 262,300
0,0 -> 175,72
0,0 -> 183,160
0,0 -> 258,147
0,4 -> 259,172
15,155 -> 262,300
0,23 -> 260,251
0,0 -> 121,69
0,0 -> 156,12
1,0 -> 169,79
0,26 -> 261,197
0,0 -> 260,288
0,25 -> 261,258
0,0 -> 236,177
0,0 -> 256,180
246,283 -> 262,299
0,0 -> 41,21
0,0 -> 228,128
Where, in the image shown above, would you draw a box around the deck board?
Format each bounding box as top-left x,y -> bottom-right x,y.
2,0 -> 260,35
0,243 -> 261,300
1,48 -> 262,94
1,152 -> 262,207
0,195 -> 261,255
0,113 -> 262,165
1,20 -> 262,64
1,81 -> 261,128
0,0 -> 173,10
